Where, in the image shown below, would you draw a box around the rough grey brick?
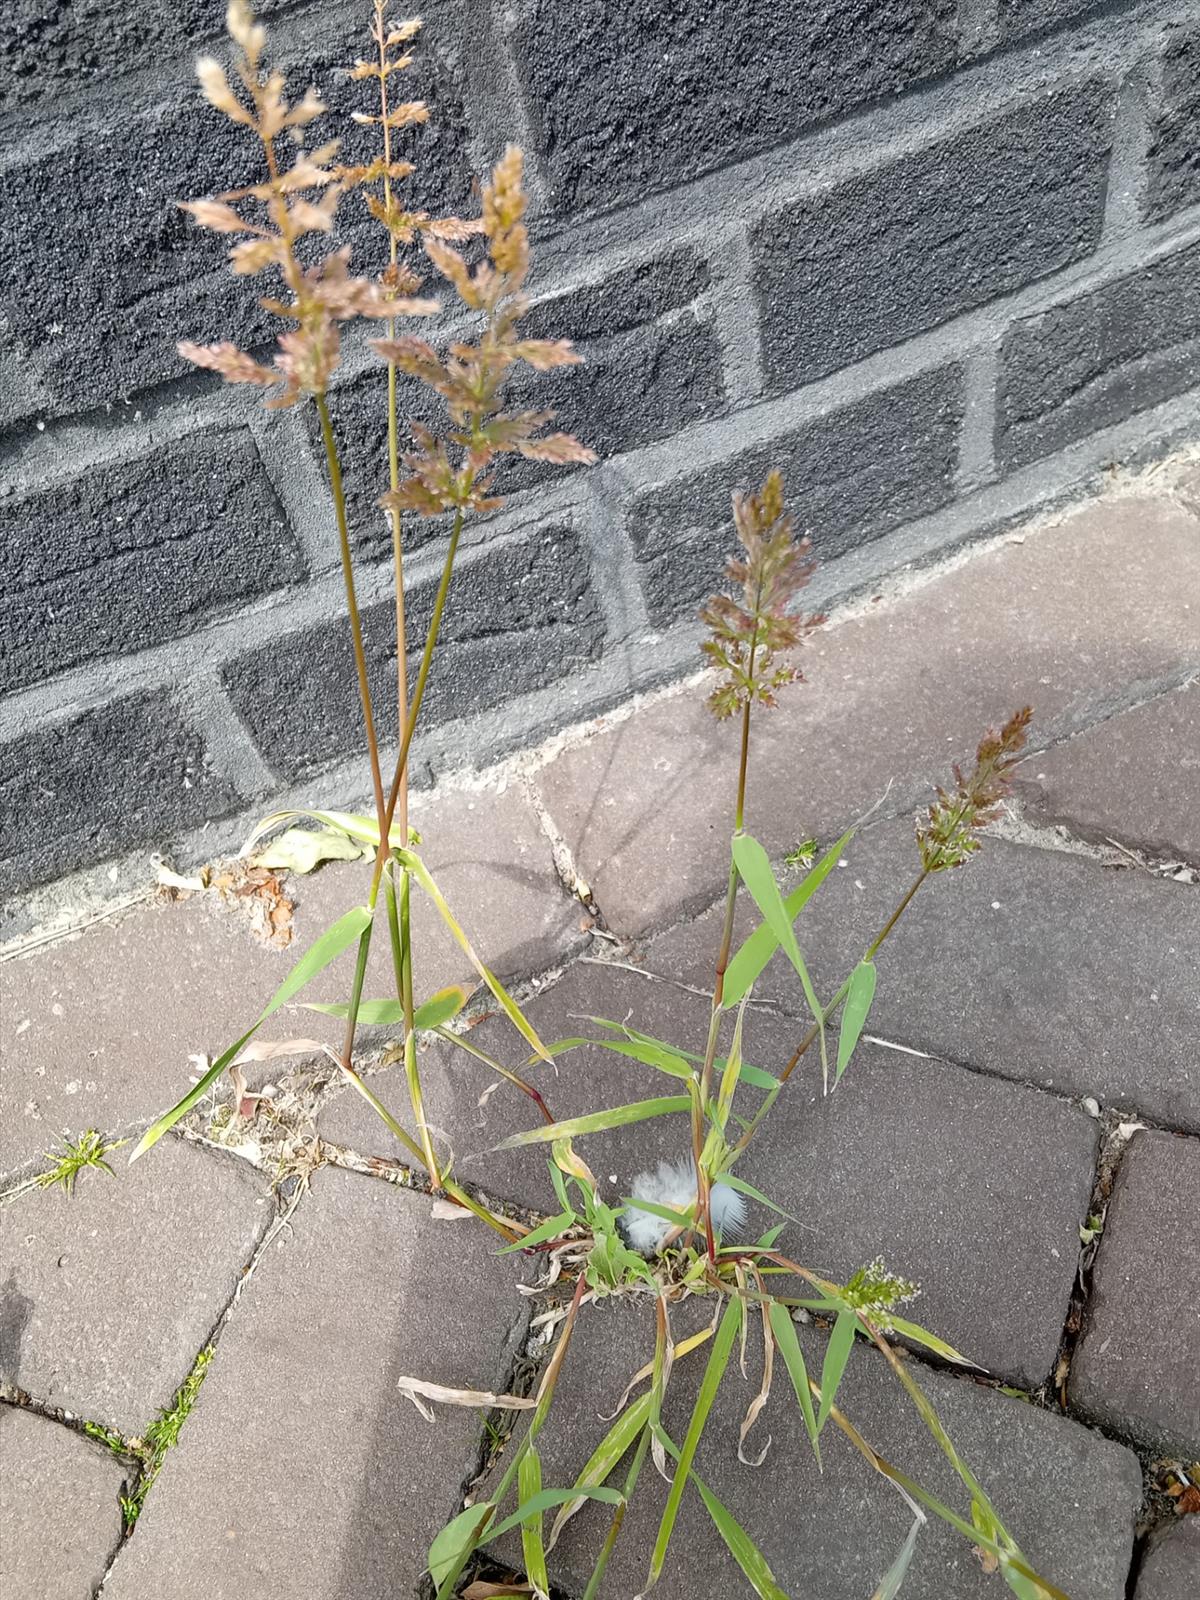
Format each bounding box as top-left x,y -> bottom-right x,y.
1135,1520 -> 1200,1600
483,1301 -> 1140,1600
1071,1129 -> 1200,1457
99,1167 -> 529,1600
628,367 -> 962,627
0,1137 -> 269,1437
512,1 -> 959,214
1145,22 -> 1200,222
0,1405 -> 127,1600
0,690 -> 242,899
310,367 -> 447,562
0,8 -> 472,413
998,243 -> 1200,468
502,311 -> 726,496
328,954 -> 1098,1387
755,85 -> 1112,390
998,1 -> 1105,40
522,247 -> 711,344
0,430 -> 303,694
0,0 -> 291,109
221,523 -> 604,779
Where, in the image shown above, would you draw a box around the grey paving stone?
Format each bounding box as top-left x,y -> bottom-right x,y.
324,956 -> 1098,1388
648,815 -> 1200,1133
1070,1129 -> 1200,1458
533,494 -> 1200,936
100,1166 -> 528,1600
481,1298 -> 1140,1599
1135,1519 -> 1200,1600
0,1136 -> 268,1436
1018,684 -> 1200,862
0,1403 -> 127,1600
1,780 -> 578,1174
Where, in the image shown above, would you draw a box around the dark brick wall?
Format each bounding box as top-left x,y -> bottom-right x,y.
2,0 -> 1198,898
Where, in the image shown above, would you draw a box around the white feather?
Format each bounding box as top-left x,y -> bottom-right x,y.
621,1158 -> 747,1257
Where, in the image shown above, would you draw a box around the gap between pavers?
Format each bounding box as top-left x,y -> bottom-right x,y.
1069,1128 -> 1200,1460
99,1164 -> 529,1600
0,1134 -> 270,1438
645,813 -> 1200,1134
1017,680 -> 1200,864
1133,1518 -> 1200,1600
0,1402 -> 128,1600
478,1297 -> 1142,1600
0,780 -> 580,1176
532,493 -> 1200,936
321,955 -> 1097,1391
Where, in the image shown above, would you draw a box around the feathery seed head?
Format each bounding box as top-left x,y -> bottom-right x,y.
701,470 -> 824,720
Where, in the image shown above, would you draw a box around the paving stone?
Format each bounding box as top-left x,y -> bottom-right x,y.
0,1136 -> 268,1436
100,1166 -> 528,1600
1018,684 -> 1200,862
1070,1129 -> 1200,1457
648,815 -> 1200,1133
0,1403 -> 127,1600
0,781 -> 577,1174
481,1298 -> 1140,1599
324,956 -> 1098,1387
533,493 -> 1200,936
1134,1519 -> 1200,1600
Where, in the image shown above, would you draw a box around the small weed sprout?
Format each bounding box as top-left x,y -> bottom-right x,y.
135,7 -> 1054,1597
26,1126 -> 124,1203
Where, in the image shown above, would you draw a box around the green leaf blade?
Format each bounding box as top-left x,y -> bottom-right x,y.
648,1295 -> 742,1584
724,830 -> 852,1007
130,903 -> 373,1162
767,1301 -> 821,1466
835,960 -> 878,1083
493,1096 -> 691,1150
816,1309 -> 859,1436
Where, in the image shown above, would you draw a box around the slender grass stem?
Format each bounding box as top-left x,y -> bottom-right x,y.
316,396 -> 386,830
434,1027 -> 557,1124
695,686 -> 755,1260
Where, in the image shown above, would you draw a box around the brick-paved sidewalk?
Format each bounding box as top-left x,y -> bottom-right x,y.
1,479 -> 1198,1599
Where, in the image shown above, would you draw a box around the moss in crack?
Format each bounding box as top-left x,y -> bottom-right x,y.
119,1345 -> 214,1530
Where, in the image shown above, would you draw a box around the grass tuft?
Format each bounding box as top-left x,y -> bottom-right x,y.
34,1130 -> 125,1198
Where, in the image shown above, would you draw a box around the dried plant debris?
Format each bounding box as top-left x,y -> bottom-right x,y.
157,858 -> 296,948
